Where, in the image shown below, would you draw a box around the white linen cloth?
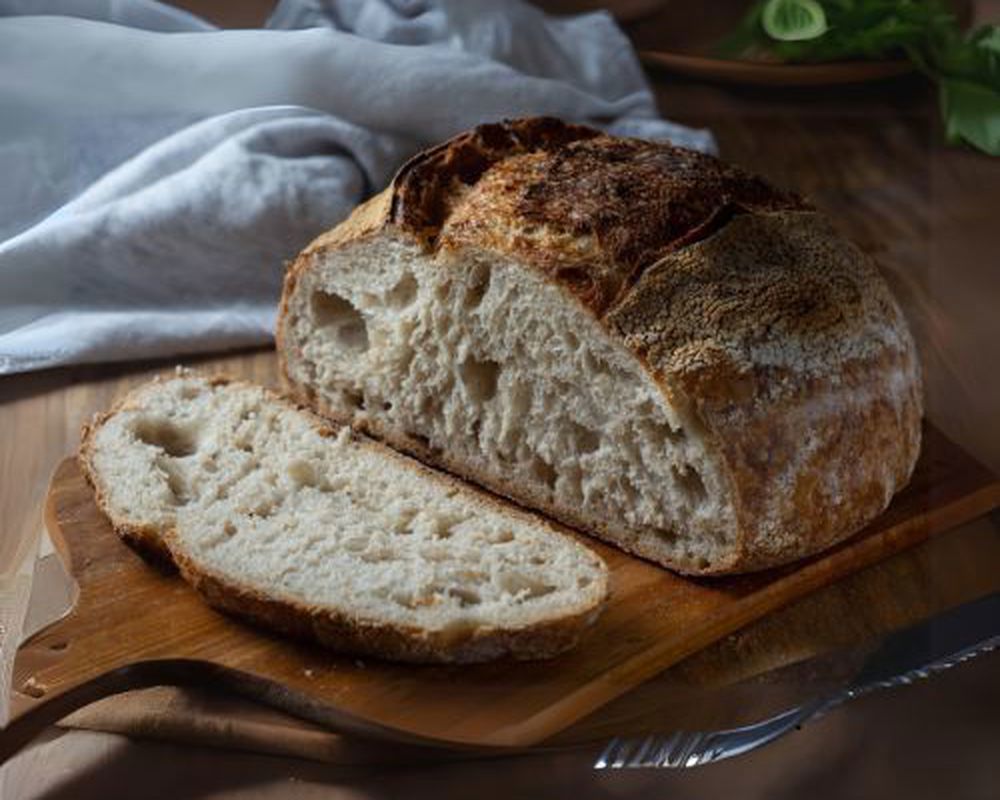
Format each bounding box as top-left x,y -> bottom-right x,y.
0,0 -> 713,374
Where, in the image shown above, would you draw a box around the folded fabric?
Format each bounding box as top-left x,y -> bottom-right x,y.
0,0 -> 713,375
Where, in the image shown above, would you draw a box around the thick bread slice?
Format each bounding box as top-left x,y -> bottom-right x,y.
277,117 -> 923,575
79,372 -> 608,663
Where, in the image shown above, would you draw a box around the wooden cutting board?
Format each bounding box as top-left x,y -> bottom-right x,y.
8,424 -> 1000,757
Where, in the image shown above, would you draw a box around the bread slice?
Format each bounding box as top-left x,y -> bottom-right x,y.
79,371 -> 608,663
277,117 -> 923,575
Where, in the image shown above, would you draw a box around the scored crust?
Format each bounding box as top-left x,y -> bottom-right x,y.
79,372 -> 609,663
277,117 -> 923,574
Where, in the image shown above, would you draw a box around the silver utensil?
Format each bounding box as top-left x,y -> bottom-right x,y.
594,590 -> 1000,769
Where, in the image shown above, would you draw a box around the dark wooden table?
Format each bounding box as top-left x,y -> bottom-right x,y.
2,2 -> 999,798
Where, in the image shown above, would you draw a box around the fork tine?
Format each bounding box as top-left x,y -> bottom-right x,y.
592,738 -> 614,769
674,730 -> 708,767
612,737 -> 635,768
627,734 -> 656,767
649,735 -> 671,767
591,615 -> 1000,770
593,737 -> 623,769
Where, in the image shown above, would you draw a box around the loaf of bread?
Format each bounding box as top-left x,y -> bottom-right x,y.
79,372 -> 608,663
277,117 -> 923,575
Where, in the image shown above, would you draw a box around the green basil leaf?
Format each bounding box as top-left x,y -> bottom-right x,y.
974,24 -> 1000,55
940,78 -> 1000,155
761,0 -> 829,42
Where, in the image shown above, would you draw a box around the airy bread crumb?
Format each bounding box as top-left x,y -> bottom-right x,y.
277,118 -> 923,575
80,372 -> 608,663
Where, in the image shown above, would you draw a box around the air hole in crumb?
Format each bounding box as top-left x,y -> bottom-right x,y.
357,292 -> 379,310
463,263 -> 491,309
319,477 -> 348,495
448,587 -> 482,607
391,508 -> 419,536
431,515 -> 463,540
500,573 -> 555,599
562,465 -> 584,502
248,498 -> 277,519
386,272 -> 418,308
460,356 -> 500,403
343,390 -> 365,412
223,520 -> 237,537
134,418 -> 198,458
582,350 -> 614,379
489,530 -> 515,544
619,477 -> 639,507
578,576 -> 592,587
288,459 -> 318,487
311,290 -> 369,352
570,422 -> 601,454
421,545 -> 449,562
435,280 -> 452,301
434,312 -> 448,339
508,382 -> 531,418
644,419 -> 685,446
165,469 -> 190,506
178,385 -> 201,400
672,464 -> 707,504
530,556 -> 545,565
531,456 -> 557,491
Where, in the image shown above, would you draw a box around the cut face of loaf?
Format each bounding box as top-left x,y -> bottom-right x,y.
79,373 -> 608,663
278,118 -> 924,575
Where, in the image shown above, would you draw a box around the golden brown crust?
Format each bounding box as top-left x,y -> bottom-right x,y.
438,135 -> 807,314
81,370 -> 608,662
605,211 -> 923,570
172,544 -> 600,664
278,117 -> 924,575
390,116 -> 601,246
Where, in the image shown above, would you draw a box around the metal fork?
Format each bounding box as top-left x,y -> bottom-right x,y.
595,591 -> 1000,769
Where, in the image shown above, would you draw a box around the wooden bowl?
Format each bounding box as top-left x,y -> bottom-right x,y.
630,0 -> 973,87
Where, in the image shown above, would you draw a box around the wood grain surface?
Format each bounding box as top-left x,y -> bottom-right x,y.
8,423 -> 998,754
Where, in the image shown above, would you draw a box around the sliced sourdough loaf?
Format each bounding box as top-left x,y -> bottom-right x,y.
277,116 -> 924,575
79,372 -> 608,663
